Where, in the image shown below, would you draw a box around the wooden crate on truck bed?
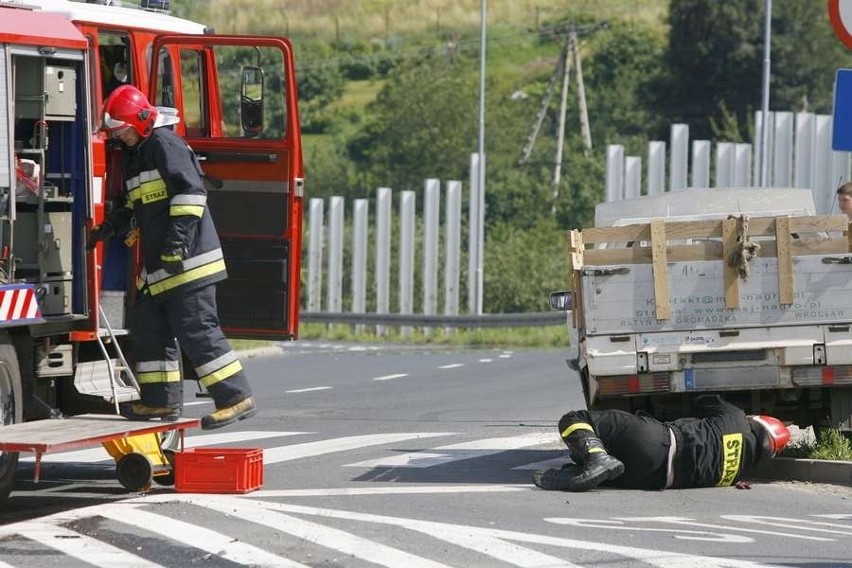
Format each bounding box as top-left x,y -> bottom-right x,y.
569,214 -> 852,334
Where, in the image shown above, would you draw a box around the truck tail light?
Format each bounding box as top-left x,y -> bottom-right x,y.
792,366 -> 852,386
598,373 -> 671,396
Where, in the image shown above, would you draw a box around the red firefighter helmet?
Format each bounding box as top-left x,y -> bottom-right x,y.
101,84 -> 158,137
749,415 -> 791,460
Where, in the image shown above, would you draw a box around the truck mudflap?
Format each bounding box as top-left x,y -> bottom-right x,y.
0,284 -> 43,327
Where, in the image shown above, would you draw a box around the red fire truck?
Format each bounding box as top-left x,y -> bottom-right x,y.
0,0 -> 303,501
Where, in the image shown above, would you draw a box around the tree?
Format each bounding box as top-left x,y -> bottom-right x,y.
656,0 -> 847,140
347,54 -> 480,191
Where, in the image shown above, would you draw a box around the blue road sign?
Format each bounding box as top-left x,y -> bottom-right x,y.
833,69 -> 852,151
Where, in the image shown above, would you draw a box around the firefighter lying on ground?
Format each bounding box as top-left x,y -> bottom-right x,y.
89,85 -> 257,430
534,394 -> 791,491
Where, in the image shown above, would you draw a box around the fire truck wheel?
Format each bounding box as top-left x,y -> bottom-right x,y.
116,452 -> 154,492
0,340 -> 22,504
153,449 -> 176,487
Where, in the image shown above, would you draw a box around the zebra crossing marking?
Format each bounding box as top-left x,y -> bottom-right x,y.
0,489 -> 843,567
97,504 -> 307,567
262,432 -> 455,465
344,431 -> 554,468
9,521 -> 164,567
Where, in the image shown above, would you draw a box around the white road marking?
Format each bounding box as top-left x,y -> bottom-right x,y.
187,496 -> 454,568
0,492 -> 826,568
479,358 -> 493,363
345,432 -> 553,468
722,515 -> 852,536
250,485 -> 530,498
549,517 -> 834,543
813,514 -> 852,520
20,431 -> 309,465
285,386 -> 333,393
438,364 -> 464,369
263,432 -> 456,465
97,504 -> 307,567
256,500 -> 780,568
373,373 -> 408,381
11,521 -> 164,567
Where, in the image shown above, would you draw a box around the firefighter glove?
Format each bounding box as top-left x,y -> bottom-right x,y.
87,221 -> 116,250
160,244 -> 185,275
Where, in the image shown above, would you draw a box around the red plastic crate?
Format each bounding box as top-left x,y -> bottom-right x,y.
174,448 -> 263,494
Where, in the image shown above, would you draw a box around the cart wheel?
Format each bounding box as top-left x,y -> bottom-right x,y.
153,449 -> 176,487
116,453 -> 154,492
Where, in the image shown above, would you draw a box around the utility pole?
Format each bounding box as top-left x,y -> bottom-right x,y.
573,30 -> 592,153
517,21 -> 607,209
551,33 -> 573,201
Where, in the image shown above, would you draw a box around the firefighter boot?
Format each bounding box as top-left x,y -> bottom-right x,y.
533,463 -> 584,490
563,426 -> 624,492
200,397 -> 257,430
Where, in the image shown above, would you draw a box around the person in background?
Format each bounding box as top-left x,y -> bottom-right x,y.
836,182 -> 852,221
89,85 -> 256,430
534,394 -> 790,492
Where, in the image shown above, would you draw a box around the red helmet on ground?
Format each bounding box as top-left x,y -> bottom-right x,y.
749,415 -> 791,462
101,84 -> 157,137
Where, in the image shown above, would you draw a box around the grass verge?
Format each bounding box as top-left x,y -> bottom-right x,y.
781,428 -> 852,461
231,322 -> 569,350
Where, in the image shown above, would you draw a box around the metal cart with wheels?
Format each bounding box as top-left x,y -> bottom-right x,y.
0,415 -> 199,492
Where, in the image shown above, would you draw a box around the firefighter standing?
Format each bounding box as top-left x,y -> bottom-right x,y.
534,395 -> 791,491
90,85 -> 256,430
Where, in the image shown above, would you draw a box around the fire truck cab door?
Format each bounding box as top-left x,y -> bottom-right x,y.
148,35 -> 302,340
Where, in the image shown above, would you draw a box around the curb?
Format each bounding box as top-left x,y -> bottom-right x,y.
751,457 -> 852,487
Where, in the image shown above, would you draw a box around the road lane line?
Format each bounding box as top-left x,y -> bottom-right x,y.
12,522 -> 164,567
263,433 -> 456,464
286,386 -> 333,393
249,485 -> 531,498
345,432 -> 554,468
438,364 -> 464,369
97,504 -> 307,567
373,373 -> 408,381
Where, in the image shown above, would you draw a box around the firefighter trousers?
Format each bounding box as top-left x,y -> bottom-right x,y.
131,283 -> 252,410
558,409 -> 671,490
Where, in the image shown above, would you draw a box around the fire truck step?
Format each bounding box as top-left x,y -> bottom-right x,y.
74,360 -> 140,403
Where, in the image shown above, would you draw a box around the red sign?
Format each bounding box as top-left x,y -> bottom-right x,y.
829,0 -> 852,48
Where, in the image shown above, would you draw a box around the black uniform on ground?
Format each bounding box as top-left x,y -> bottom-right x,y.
535,394 -> 790,492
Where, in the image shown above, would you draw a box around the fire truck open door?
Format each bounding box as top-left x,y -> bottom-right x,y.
148,35 -> 303,340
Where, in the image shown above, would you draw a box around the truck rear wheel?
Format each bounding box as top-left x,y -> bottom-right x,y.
0,341 -> 23,504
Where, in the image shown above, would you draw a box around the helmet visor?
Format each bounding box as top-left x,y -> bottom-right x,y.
101,111 -> 128,132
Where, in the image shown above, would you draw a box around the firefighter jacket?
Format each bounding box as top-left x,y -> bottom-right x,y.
107,127 -> 226,297
667,395 -> 763,489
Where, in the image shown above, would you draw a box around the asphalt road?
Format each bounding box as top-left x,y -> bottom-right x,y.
0,342 -> 850,567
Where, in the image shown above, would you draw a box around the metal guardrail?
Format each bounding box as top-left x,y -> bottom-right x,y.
300,311 -> 568,328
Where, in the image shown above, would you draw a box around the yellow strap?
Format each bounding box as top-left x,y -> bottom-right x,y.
561,422 -> 595,439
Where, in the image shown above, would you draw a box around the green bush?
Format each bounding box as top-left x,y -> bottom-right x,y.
781,428 -> 852,461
